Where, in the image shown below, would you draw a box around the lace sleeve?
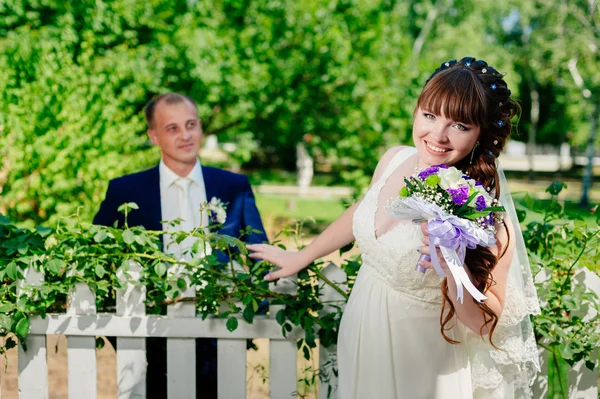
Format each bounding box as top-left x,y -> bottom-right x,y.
467,165 -> 541,399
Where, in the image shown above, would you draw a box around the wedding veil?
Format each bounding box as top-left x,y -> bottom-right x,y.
467,163 -> 542,399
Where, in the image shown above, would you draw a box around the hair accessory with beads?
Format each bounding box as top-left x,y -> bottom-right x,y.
496,120 -> 504,127
488,150 -> 494,156
499,102 -> 503,107
493,139 -> 499,145
465,62 -> 471,67
482,68 -> 487,73
445,62 -> 450,67
490,83 -> 497,90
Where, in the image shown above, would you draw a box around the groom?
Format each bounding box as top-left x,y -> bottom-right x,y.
93,92 -> 268,398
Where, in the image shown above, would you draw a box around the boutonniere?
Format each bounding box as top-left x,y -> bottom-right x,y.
206,197 -> 227,224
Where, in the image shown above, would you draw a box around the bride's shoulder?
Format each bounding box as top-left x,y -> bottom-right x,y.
372,146 -> 413,180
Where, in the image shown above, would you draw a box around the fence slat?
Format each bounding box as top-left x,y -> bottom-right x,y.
17,265 -> 48,399
67,282 -> 97,399
318,263 -> 347,399
269,277 -> 298,399
217,338 -> 246,398
167,267 -> 196,399
116,261 -> 146,399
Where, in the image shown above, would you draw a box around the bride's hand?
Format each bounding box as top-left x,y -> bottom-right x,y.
418,222 -> 447,272
247,244 -> 310,281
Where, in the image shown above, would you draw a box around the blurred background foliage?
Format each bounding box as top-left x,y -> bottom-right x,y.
0,0 -> 599,226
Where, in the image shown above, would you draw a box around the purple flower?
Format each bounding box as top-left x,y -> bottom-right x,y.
447,186 -> 470,206
476,195 -> 487,211
418,164 -> 449,180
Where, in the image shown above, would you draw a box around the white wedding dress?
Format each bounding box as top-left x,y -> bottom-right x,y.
337,147 -> 540,399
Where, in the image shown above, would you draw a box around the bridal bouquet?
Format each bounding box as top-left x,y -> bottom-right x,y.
388,164 -> 505,304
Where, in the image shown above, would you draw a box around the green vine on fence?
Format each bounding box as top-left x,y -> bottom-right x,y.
0,204 -> 359,365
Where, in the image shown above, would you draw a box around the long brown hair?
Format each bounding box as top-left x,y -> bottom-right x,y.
416,57 -> 519,344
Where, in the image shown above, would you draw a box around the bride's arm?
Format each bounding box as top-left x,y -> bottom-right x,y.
248,146 -> 407,281
420,217 -> 515,334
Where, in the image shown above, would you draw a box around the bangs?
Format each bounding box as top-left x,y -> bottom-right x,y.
417,68 -> 487,126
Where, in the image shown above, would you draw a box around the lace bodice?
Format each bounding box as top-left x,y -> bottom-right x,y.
352,147 -> 444,308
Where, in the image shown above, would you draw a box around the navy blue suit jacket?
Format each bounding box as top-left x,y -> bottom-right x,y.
93,165 -> 268,246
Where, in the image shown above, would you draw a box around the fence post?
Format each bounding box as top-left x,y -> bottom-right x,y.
269,276 -> 298,399
217,260 -> 247,399
318,263 -> 347,399
67,280 -> 98,398
166,264 -> 197,398
116,260 -> 146,398
17,265 -> 48,399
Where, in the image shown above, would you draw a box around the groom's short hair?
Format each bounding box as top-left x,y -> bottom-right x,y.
144,93 -> 198,129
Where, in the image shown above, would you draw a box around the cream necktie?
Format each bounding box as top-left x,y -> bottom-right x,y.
174,177 -> 195,231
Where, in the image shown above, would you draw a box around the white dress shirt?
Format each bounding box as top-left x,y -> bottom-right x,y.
159,158 -> 209,258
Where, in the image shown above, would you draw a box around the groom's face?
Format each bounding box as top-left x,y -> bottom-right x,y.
147,100 -> 202,168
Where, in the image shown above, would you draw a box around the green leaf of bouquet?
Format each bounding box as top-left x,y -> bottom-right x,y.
425,174 -> 441,187
154,262 -> 167,277
123,230 -> 135,245
15,317 -> 30,337
226,316 -> 238,332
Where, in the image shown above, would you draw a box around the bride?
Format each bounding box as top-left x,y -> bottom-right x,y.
248,57 -> 540,399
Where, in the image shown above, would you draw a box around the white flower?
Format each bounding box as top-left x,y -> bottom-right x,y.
206,197 -> 227,224
438,167 -> 466,189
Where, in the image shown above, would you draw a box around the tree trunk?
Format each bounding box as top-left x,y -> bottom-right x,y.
528,88 -> 540,183
580,102 -> 599,208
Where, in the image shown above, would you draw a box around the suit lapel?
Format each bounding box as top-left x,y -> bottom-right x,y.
202,165 -> 217,202
147,166 -> 162,232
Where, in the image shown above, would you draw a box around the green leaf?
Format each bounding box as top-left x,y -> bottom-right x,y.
15,317 -> 30,337
524,193 -> 535,209
0,303 -> 14,313
516,209 -> 527,223
95,263 -> 106,279
226,316 -> 238,332
46,259 -> 64,274
276,309 -> 286,326
177,278 -> 187,290
0,315 -> 12,331
559,343 -> 574,360
35,226 -> 53,237
123,230 -> 135,245
94,230 -> 108,243
95,337 -> 105,349
547,351 -> 569,399
0,214 -> 11,225
6,262 -> 18,280
4,337 -> 16,350
546,182 -> 567,196
561,295 -> 579,312
243,305 -> 255,324
154,262 -> 167,277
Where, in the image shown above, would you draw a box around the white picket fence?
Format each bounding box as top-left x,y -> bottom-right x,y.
15,261 -> 347,399
11,262 -> 600,399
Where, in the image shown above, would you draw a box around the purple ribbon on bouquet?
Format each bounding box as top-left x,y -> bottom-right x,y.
424,218 -> 489,303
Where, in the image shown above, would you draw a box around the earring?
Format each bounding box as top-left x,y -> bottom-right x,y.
469,141 -> 480,164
